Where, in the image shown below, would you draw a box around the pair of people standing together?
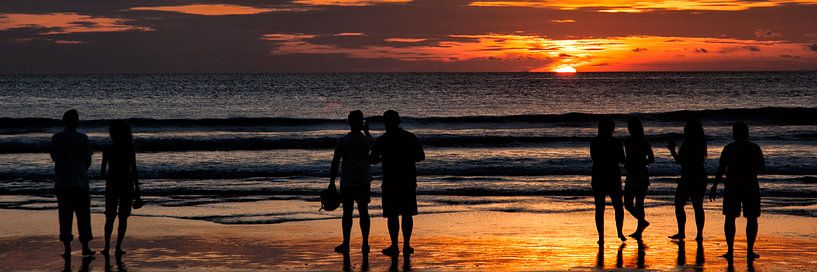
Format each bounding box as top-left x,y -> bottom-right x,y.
329,110 -> 425,257
52,110 -> 142,258
591,117 -> 765,260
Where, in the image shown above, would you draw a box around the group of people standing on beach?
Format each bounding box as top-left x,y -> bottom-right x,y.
51,110 -> 141,259
591,117 -> 765,261
49,108 -> 764,266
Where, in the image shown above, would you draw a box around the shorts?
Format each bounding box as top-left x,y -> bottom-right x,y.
340,184 -> 371,206
723,183 -> 760,218
105,194 -> 133,218
381,187 -> 418,217
675,182 -> 707,204
625,174 -> 649,195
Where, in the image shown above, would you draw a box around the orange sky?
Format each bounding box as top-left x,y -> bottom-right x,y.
1,0 -> 816,73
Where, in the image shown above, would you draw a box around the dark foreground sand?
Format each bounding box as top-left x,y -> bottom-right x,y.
2,204 -> 817,271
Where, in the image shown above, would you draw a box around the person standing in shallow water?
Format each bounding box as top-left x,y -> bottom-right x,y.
101,120 -> 142,257
370,110 -> 425,256
623,117 -> 655,240
590,117 -> 627,244
710,122 -> 765,260
667,119 -> 708,242
51,109 -> 95,258
329,110 -> 374,254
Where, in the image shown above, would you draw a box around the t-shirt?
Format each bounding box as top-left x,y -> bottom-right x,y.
333,132 -> 374,186
590,135 -> 624,183
51,129 -> 93,190
372,129 -> 424,190
719,141 -> 765,186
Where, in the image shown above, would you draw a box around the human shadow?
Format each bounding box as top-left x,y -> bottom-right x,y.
595,244 -> 604,268
341,250 -> 369,271
616,243 -> 625,268
79,256 -> 95,272
694,240 -> 704,271
675,240 -> 686,267
636,239 -> 646,269
388,252 -> 412,271
104,251 -> 127,271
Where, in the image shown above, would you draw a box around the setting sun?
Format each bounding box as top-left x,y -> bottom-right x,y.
553,65 -> 577,73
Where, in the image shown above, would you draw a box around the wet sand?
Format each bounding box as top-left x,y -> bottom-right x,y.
2,204 -> 817,271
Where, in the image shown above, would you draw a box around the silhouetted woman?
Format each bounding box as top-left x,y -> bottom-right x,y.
667,119 -> 707,242
100,121 -> 141,256
623,117 -> 654,239
590,117 -> 627,244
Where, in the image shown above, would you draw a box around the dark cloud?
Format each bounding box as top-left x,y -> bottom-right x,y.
632,48 -> 647,52
694,48 -> 708,53
809,44 -> 817,51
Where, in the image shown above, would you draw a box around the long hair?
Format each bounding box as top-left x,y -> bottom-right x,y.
682,118 -> 707,159
627,117 -> 645,140
109,120 -> 135,153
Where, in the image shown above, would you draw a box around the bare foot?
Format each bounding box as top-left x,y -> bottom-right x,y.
748,251 -> 760,259
668,233 -> 686,240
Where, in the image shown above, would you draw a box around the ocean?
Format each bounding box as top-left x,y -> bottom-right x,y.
1,72 -> 816,224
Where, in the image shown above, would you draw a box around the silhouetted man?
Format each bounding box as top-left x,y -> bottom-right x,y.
371,110 -> 424,256
710,122 -> 765,260
51,109 -> 94,258
330,110 -> 374,254
590,117 -> 627,244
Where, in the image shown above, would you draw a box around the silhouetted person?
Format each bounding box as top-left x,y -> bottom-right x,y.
667,119 -> 707,242
101,121 -> 141,257
51,109 -> 94,258
623,117 -> 655,239
330,110 -> 374,254
710,122 -> 764,260
590,117 -> 626,244
370,110 -> 425,256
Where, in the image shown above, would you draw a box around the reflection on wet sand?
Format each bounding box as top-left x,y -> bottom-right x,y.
4,210 -> 817,270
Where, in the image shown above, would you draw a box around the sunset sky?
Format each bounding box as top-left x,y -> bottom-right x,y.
2,0 -> 817,73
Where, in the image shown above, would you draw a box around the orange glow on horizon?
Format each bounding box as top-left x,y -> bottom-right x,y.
553,65 -> 577,73
262,33 -> 817,72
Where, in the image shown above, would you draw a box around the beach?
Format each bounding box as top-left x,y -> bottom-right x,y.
2,197 -> 817,271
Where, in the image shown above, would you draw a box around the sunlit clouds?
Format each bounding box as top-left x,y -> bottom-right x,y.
129,4 -> 301,16
0,13 -> 151,35
292,0 -> 411,6
469,0 -> 817,12
263,33 -> 817,72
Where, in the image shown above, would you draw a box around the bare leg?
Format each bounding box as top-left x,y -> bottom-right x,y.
636,191 -> 647,227
382,216 -> 400,256
594,192 -> 606,244
672,196 -> 687,239
723,215 -> 736,258
692,195 -> 705,242
611,192 -> 626,241
402,215 -> 413,253
335,202 -> 354,253
747,217 -> 759,259
624,186 -> 636,219
341,202 -> 353,246
358,203 -> 370,252
103,216 -> 115,254
115,216 -> 128,254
